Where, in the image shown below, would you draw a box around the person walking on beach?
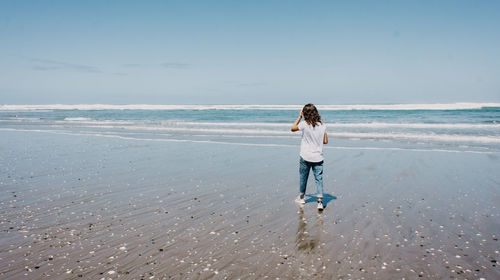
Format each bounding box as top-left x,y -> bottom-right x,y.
291,104 -> 328,210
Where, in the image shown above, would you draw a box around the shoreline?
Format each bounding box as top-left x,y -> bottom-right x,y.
1,128 -> 497,155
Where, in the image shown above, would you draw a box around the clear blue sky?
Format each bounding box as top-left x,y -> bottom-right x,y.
1,0 -> 499,104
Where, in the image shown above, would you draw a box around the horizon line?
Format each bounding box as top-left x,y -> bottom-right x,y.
1,103 -> 500,111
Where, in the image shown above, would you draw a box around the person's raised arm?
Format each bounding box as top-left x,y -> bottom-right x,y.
291,110 -> 302,132
323,132 -> 328,144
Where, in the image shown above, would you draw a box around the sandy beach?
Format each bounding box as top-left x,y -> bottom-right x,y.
1,130 -> 499,279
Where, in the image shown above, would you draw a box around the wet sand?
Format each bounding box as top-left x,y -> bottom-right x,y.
1,130 -> 499,279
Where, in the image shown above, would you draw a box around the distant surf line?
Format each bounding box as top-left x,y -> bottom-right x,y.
30,123 -> 500,144
1,102 -> 499,111
156,121 -> 500,129
3,118 -> 500,130
1,128 -> 497,155
2,122 -> 500,144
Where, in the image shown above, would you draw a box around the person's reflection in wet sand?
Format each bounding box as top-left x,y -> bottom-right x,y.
295,207 -> 325,277
296,208 -> 323,252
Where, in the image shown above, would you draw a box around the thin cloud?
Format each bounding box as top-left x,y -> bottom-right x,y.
31,58 -> 101,73
225,81 -> 268,87
121,63 -> 143,68
121,62 -> 190,69
237,82 -> 267,87
32,65 -> 60,71
160,62 -> 189,69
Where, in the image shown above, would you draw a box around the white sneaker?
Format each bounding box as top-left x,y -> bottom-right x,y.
295,195 -> 305,204
317,201 -> 324,211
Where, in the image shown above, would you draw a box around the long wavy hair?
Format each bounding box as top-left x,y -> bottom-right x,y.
302,103 -> 322,127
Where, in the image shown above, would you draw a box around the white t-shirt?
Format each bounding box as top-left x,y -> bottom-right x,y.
298,121 -> 326,162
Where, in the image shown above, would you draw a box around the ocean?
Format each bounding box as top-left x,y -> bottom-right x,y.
1,103 -> 499,153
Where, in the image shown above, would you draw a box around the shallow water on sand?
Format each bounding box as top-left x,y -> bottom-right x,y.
0,130 -> 499,279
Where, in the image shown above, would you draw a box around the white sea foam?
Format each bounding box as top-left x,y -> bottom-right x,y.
3,115 -> 499,143
9,117 -> 499,130
58,118 -> 134,125
324,122 -> 500,129
0,127 -> 496,154
39,123 -> 500,144
6,117 -> 41,121
68,124 -> 292,135
1,103 -> 499,111
329,132 -> 500,144
152,121 -> 500,130
64,117 -> 93,121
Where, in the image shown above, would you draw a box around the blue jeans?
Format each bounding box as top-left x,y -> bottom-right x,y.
299,157 -> 324,198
